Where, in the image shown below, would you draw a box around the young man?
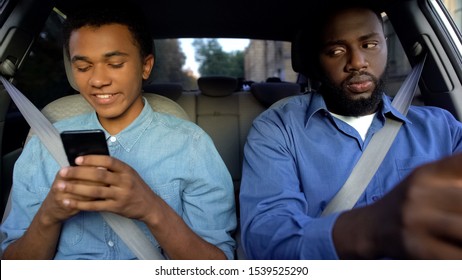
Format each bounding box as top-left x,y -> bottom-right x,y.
1,3 -> 236,259
240,3 -> 462,259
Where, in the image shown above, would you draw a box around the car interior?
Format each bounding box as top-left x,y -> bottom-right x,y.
1,0 -> 461,259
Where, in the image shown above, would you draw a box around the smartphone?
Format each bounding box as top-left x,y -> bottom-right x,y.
60,129 -> 110,166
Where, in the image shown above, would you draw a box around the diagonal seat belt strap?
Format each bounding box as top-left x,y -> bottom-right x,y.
321,55 -> 426,217
0,76 -> 165,260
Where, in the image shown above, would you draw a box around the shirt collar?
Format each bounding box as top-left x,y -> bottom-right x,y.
305,92 -> 412,126
379,94 -> 413,124
304,92 -> 328,126
91,97 -> 154,152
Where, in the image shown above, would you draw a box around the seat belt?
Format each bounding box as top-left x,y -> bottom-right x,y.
0,76 -> 165,260
321,55 -> 426,216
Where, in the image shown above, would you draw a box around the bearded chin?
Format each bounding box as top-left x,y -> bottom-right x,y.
320,73 -> 386,117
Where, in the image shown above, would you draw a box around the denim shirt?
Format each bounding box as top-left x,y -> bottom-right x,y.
239,92 -> 462,260
1,99 -> 236,259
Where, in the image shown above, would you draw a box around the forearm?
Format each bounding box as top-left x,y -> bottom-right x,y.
2,208 -> 62,260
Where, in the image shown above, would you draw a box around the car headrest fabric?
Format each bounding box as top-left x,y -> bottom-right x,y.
291,30 -> 318,79
250,82 -> 302,108
63,48 -> 78,91
197,76 -> 238,97
41,93 -> 189,123
142,83 -> 183,100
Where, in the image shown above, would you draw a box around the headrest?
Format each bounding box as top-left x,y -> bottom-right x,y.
41,93 -> 189,123
266,77 -> 282,83
251,82 -> 302,108
197,76 -> 238,97
26,93 -> 189,144
63,47 -> 78,91
291,30 -> 316,78
143,83 -> 183,100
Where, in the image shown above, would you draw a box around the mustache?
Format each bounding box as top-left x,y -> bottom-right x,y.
342,71 -> 378,87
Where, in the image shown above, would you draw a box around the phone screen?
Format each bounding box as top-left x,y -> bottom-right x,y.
60,129 -> 110,166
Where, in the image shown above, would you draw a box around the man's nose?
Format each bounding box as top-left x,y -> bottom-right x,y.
89,65 -> 111,88
345,49 -> 369,72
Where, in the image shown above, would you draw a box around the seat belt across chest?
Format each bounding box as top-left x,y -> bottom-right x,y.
321,54 -> 426,216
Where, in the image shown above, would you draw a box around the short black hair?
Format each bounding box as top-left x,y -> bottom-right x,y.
62,0 -> 154,60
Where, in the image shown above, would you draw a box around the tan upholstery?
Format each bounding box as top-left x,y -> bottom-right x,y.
25,93 -> 190,143
41,93 -> 190,123
142,83 -> 196,122
142,83 -> 183,101
196,76 -> 240,186
197,93 -> 241,183
175,93 -> 197,122
196,76 -> 266,192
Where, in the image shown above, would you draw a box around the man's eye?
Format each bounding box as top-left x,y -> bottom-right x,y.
326,48 -> 344,57
363,42 -> 378,49
75,65 -> 90,72
109,63 -> 124,69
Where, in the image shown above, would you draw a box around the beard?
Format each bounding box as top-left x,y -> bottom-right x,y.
319,71 -> 386,117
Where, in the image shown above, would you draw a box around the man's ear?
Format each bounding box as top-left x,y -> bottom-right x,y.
142,54 -> 155,80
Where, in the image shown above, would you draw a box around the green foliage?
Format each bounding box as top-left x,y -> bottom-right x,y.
151,39 -> 196,88
193,39 -> 244,77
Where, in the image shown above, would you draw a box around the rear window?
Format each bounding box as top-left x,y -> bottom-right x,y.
14,7 -> 432,105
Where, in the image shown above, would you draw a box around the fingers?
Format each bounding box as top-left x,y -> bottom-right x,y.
39,179 -> 85,224
57,155 -> 160,222
75,154 -> 127,172
56,179 -> 112,200
52,175 -> 122,214
56,156 -> 149,215
403,231 -> 462,259
406,179 -> 462,213
421,152 -> 462,178
396,154 -> 462,259
59,164 -> 116,187
60,196 -> 117,212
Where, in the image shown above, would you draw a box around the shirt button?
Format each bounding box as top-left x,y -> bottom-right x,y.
109,136 -> 117,143
371,195 -> 380,202
108,240 -> 114,247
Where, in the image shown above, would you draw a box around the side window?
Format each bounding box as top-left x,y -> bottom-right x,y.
442,0 -> 462,32
432,0 -> 462,60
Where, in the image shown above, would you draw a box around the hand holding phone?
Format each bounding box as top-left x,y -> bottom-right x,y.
60,129 -> 110,166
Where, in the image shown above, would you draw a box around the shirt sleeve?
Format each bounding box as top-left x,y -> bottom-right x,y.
182,130 -> 237,260
1,136 -> 58,253
239,111 -> 340,259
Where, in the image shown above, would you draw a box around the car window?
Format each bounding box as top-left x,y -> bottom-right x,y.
14,9 -> 414,100
6,6 -> 420,158
433,0 -> 462,60
441,0 -> 462,32
14,9 -> 298,99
